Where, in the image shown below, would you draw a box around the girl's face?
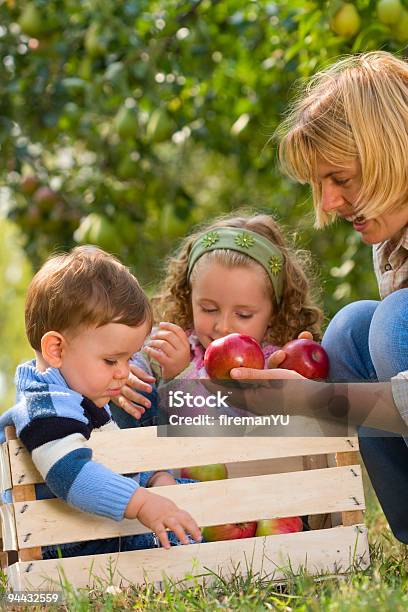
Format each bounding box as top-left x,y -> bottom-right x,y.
191,261 -> 273,349
316,159 -> 408,244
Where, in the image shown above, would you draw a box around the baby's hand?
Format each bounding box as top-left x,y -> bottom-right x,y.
148,471 -> 178,487
145,322 -> 191,380
112,363 -> 155,420
126,487 -> 202,549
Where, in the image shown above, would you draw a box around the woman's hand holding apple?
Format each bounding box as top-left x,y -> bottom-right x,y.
145,322 -> 191,380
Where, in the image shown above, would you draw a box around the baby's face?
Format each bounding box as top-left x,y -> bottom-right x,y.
59,321 -> 150,407
191,261 -> 273,349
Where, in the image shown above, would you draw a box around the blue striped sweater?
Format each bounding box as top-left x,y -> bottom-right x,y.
0,361 -> 155,521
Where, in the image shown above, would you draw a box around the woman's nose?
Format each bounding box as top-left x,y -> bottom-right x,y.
321,182 -> 345,213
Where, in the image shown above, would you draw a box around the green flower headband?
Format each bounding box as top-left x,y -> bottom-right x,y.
187,227 -> 284,304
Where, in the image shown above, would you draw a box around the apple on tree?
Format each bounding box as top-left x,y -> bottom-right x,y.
20,175 -> 40,197
377,0 -> 402,25
202,521 -> 257,542
330,3 -> 361,38
180,463 -> 228,481
391,9 -> 408,43
19,3 -> 45,38
255,516 -> 303,536
33,186 -> 59,210
204,333 -> 264,379
278,338 -> 329,380
114,105 -> 139,139
146,108 -> 175,143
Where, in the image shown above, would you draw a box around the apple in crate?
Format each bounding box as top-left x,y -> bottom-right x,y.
255,516 -> 303,536
204,333 -> 264,379
202,521 -> 257,542
180,463 -> 228,481
279,338 -> 329,380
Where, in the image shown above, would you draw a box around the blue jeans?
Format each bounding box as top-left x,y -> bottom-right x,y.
322,289 -> 408,543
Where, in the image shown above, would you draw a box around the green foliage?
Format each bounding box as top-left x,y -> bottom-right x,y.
0,218 -> 32,411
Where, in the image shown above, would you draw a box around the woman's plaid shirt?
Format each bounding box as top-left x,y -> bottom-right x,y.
373,227 -> 408,299
373,226 -> 408,427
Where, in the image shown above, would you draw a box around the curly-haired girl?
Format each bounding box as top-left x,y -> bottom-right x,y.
117,211 -> 323,413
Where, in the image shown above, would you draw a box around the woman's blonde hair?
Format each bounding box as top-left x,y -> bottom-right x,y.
278,51 -> 408,227
152,213 -> 323,345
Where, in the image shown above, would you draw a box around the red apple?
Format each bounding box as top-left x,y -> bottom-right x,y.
255,516 -> 303,536
33,186 -> 59,210
204,333 -> 264,379
279,338 -> 329,380
180,463 -> 228,481
20,175 -> 40,196
202,521 -> 257,542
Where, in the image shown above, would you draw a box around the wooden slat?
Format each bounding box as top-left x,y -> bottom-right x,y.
5,428 -> 42,562
6,525 -> 370,590
12,485 -> 42,562
227,456 -> 303,478
0,504 -> 17,551
0,442 -> 12,492
327,453 -> 342,527
14,466 -> 364,549
336,452 -> 364,526
8,431 -> 359,486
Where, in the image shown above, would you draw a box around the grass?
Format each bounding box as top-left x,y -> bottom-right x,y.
1,477 -> 408,611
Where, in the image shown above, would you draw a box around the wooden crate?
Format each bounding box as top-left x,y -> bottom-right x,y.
0,426 -> 369,590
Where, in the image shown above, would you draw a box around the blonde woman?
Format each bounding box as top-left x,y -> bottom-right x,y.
232,51 -> 408,543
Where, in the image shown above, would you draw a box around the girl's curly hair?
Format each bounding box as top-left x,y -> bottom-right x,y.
152,212 -> 323,345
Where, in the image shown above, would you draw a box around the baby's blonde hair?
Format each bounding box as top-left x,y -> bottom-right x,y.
152,213 -> 323,346
278,51 -> 408,227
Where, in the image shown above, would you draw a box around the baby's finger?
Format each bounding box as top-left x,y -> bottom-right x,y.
121,383 -> 151,407
168,523 -> 189,546
127,372 -> 153,395
115,395 -> 145,420
155,527 -> 171,549
182,513 -> 202,543
128,363 -> 155,383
